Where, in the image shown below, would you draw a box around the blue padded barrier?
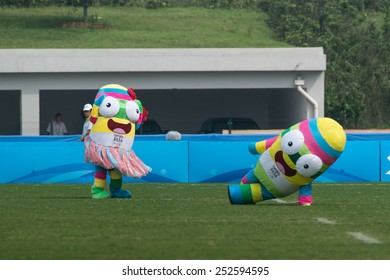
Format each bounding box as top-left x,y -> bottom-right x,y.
0,134 -> 388,183
380,141 -> 390,182
314,141 -> 380,182
188,141 -> 257,183
0,140 -> 188,184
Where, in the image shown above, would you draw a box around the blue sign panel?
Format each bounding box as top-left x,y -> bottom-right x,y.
189,141 -> 258,183
0,141 -> 189,183
0,141 -> 92,184
380,141 -> 390,182
315,141 -> 380,182
125,141 -> 189,183
0,136 -> 386,184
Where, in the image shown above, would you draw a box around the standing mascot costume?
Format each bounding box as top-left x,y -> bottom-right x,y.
84,84 -> 151,199
228,118 -> 346,206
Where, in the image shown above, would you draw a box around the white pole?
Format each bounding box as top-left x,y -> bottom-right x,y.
297,85 -> 319,118
295,77 -> 319,119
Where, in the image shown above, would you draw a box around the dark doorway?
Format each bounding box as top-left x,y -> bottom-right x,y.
40,90 -> 96,135
0,90 -> 21,135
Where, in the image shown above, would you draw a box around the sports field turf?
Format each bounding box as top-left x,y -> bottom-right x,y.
0,183 -> 389,260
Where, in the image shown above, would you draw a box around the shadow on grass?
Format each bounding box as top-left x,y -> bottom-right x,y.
1,13 -> 107,29
229,202 -> 301,207
37,196 -> 90,199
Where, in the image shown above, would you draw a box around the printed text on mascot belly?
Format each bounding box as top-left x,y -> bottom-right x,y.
112,134 -> 124,147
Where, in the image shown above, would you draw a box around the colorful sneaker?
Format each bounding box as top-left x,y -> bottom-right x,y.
110,188 -> 132,199
91,186 -> 109,199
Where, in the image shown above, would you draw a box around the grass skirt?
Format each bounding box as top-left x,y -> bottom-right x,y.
84,135 -> 151,178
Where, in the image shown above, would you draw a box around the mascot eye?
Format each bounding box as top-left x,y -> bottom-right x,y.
126,101 -> 140,122
296,154 -> 323,177
99,97 -> 120,117
281,130 -> 304,155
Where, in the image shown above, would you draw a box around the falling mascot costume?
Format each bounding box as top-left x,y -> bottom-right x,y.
228,118 -> 346,206
84,84 -> 151,199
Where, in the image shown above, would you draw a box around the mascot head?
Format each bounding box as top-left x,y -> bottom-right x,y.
85,84 -> 149,177
89,84 -> 147,151
266,117 -> 346,186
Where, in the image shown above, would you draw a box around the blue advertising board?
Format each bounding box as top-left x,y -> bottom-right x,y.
126,141 -> 189,183
0,140 -> 188,184
380,141 -> 390,182
189,141 -> 381,183
188,141 -> 258,183
0,141 -> 92,184
315,141 -> 380,182
0,135 -> 387,183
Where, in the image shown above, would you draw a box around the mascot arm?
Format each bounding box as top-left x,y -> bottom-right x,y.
248,136 -> 278,155
298,184 -> 313,206
89,105 -> 99,124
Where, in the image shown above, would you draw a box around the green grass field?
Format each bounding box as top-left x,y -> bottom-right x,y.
0,183 -> 389,260
0,7 -> 289,48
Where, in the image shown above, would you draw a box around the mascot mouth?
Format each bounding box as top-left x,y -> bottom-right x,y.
107,119 -> 132,135
275,150 -> 297,177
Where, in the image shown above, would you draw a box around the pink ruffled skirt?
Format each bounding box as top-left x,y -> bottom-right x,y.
84,136 -> 151,178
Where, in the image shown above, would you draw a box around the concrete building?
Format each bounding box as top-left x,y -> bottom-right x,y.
0,48 -> 326,135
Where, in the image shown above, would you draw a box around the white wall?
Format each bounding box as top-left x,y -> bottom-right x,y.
0,48 -> 326,135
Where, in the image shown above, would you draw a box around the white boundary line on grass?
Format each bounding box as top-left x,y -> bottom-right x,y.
315,217 -> 337,225
314,217 -> 381,244
347,232 -> 381,244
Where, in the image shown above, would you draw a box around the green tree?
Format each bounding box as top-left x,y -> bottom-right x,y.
66,0 -> 96,23
259,0 -> 390,128
81,0 -> 93,22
